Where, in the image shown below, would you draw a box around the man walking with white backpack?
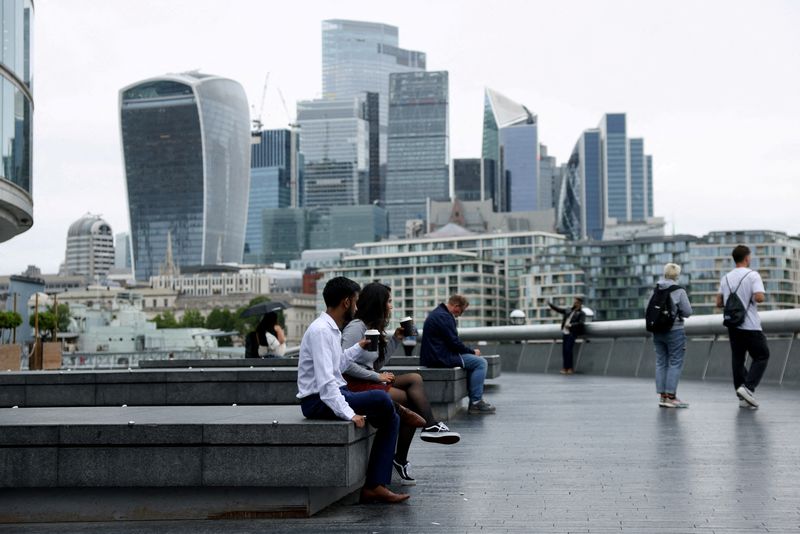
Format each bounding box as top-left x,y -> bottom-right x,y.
716,245 -> 769,408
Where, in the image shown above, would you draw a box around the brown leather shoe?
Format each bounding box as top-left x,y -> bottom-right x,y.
360,485 -> 410,504
395,403 -> 426,428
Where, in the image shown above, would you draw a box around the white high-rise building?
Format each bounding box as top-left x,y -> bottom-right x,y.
64,214 -> 115,278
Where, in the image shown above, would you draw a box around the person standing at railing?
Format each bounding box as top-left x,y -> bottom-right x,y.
646,263 -> 693,408
548,298 -> 586,375
716,245 -> 769,409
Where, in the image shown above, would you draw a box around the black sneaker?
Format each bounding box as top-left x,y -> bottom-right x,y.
392,459 -> 416,486
468,399 -> 496,415
420,422 -> 461,445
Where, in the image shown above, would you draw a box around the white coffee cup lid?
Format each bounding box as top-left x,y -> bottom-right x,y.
401,317 -> 413,322
365,329 -> 380,335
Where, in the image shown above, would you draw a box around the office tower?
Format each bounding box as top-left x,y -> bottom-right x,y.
120,72 -> 251,280
245,129 -> 296,262
538,144 -> 562,211
385,71 -> 449,236
646,155 -> 654,218
296,97 -> 370,208
482,88 -> 538,212
63,214 -> 114,278
453,158 -> 482,201
364,92 -> 381,202
629,138 -> 647,220
598,113 -> 629,222
114,232 -> 132,269
322,19 -> 426,172
0,0 -> 33,243
558,129 -> 604,240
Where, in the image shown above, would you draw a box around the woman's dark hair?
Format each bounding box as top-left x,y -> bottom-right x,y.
256,312 -> 278,345
355,283 -> 392,359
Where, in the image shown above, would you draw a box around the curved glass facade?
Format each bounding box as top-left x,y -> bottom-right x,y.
120,74 -> 250,280
0,0 -> 33,243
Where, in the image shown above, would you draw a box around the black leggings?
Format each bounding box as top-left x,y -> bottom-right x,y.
389,373 -> 435,464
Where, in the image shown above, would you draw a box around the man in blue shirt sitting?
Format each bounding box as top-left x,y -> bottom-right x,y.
420,295 -> 496,414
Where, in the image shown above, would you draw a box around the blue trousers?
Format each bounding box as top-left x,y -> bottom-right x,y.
653,328 -> 686,395
461,354 -> 488,403
301,387 -> 399,488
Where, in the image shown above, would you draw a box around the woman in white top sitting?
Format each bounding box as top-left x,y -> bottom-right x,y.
256,312 -> 286,358
341,282 -> 460,487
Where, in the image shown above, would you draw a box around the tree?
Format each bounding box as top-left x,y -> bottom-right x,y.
152,310 -> 179,329
180,309 -> 205,328
27,304 -> 70,341
205,308 -> 236,332
0,311 -> 22,343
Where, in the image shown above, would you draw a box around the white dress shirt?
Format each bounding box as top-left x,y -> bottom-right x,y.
297,312 -> 362,420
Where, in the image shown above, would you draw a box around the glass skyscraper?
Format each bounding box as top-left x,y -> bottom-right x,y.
385,71 -> 449,236
245,129 -> 296,262
599,113 -> 629,222
322,19 -> 426,171
629,137 -> 646,220
0,0 -> 33,243
481,88 -> 538,213
120,72 -> 251,280
296,96 -> 370,208
557,129 -> 603,240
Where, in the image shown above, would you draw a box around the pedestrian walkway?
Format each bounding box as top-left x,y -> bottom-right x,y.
4,373 -> 800,533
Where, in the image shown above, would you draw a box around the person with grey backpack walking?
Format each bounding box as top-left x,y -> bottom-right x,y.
716,245 -> 769,408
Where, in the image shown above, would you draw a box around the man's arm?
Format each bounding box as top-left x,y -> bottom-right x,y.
310,333 -> 355,421
752,272 -> 766,304
715,293 -> 724,309
548,301 -> 566,315
440,315 -> 475,355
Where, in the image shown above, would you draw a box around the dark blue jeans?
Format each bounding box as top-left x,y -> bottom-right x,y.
301,387 -> 399,488
562,333 -> 577,369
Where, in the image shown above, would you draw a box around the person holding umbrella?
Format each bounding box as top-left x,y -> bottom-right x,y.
241,301 -> 290,358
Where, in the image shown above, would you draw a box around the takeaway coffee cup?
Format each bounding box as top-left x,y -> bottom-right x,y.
400,317 -> 416,337
365,329 -> 380,352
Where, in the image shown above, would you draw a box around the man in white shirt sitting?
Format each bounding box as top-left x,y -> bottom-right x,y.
297,277 -> 409,504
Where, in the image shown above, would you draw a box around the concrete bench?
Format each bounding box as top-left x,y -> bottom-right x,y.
0,366 -> 469,420
140,358 -> 300,368
0,405 -> 373,521
388,354 -> 501,379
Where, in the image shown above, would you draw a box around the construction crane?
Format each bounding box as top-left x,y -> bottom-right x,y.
251,73 -> 270,133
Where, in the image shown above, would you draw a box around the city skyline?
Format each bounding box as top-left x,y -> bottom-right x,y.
2,0 -> 799,273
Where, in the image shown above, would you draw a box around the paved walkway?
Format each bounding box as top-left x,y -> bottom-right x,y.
4,373 -> 800,533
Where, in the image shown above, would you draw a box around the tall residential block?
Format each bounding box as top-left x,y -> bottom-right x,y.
63,214 -> 114,278
482,88 -> 539,213
120,72 -> 251,280
385,71 -> 449,236
0,0 -> 34,243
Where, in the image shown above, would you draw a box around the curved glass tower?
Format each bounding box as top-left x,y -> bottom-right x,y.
0,0 -> 34,243
120,72 -> 251,280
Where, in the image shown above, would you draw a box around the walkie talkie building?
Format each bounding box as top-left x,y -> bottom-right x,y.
119,72 -> 251,280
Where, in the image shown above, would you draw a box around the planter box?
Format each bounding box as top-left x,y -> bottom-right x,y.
0,345 -> 21,371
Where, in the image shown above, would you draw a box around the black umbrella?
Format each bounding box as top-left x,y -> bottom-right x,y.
240,300 -> 292,318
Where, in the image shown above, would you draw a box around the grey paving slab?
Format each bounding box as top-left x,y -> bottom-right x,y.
4,373 -> 799,532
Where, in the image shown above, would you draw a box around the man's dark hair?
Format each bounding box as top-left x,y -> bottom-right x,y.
732,245 -> 751,264
323,277 -> 361,308
575,297 -> 584,304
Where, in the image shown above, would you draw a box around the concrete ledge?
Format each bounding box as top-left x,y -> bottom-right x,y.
140,358 -> 300,368
0,367 -> 469,420
0,405 -> 372,521
388,354 -> 501,379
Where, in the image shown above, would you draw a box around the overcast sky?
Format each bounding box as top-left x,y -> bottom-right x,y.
2,0 -> 799,274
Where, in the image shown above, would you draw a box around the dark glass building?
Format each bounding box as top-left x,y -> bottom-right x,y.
245,129 -> 297,262
385,71 -> 449,236
558,129 -> 603,240
0,0 -> 34,243
454,158 -> 482,201
120,72 -> 251,280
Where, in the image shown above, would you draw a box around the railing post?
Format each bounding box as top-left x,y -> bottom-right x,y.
779,333 -> 796,386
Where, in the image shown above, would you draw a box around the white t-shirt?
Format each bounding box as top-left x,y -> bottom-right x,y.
719,267 -> 766,331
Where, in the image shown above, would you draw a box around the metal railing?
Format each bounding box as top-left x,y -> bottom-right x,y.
458,309 -> 800,341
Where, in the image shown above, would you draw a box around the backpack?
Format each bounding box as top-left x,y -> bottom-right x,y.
722,271 -> 753,328
645,285 -> 682,333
